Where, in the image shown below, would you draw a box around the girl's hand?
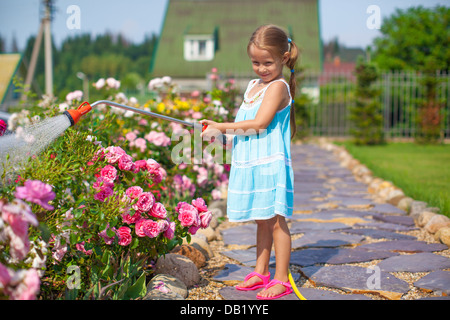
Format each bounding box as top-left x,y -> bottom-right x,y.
199,119 -> 221,140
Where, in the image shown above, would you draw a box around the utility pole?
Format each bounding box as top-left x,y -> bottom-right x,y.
22,0 -> 54,100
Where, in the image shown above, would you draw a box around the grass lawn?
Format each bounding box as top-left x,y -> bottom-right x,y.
336,142 -> 450,218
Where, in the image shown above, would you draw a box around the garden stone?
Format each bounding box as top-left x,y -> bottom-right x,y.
414,271 -> 450,296
208,199 -> 227,216
183,235 -> 214,260
417,211 -> 437,227
409,201 -> 428,216
146,273 -> 188,298
155,253 -> 200,287
434,227 -> 450,247
377,252 -> 450,272
425,214 -> 450,234
301,265 -> 409,300
196,225 -> 219,241
373,214 -> 415,226
171,244 -> 206,269
397,197 -> 413,213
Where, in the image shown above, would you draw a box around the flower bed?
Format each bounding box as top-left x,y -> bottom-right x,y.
0,73 -> 236,299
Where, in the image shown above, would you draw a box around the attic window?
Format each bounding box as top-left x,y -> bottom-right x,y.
184,35 -> 215,61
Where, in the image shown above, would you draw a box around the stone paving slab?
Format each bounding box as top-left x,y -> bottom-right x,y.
341,228 -> 417,240
220,247 -> 275,267
290,221 -> 350,234
301,265 -> 410,300
355,222 -> 418,232
373,214 -> 415,226
370,203 -> 407,215
221,224 -> 256,246
357,240 -> 448,253
413,271 -> 450,295
290,247 -> 399,267
377,252 -> 450,272
291,231 -> 365,249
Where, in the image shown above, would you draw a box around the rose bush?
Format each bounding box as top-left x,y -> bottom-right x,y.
0,73 -> 235,300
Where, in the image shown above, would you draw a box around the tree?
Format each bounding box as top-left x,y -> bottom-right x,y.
372,6 -> 449,71
349,57 -> 384,145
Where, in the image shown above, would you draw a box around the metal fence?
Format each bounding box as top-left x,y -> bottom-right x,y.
301,70 -> 450,139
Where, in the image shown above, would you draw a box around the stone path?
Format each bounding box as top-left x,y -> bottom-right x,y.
213,143 -> 450,300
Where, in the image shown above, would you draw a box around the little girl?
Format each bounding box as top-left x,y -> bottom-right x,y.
201,24 -> 298,300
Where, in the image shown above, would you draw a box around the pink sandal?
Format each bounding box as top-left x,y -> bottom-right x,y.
235,271 -> 271,291
256,279 -> 293,300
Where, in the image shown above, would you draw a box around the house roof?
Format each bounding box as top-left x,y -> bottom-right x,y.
0,53 -> 22,104
151,0 -> 322,78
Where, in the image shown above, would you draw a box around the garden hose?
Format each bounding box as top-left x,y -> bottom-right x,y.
288,268 -> 307,300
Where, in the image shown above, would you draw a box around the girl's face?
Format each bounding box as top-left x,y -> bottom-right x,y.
248,44 -> 288,83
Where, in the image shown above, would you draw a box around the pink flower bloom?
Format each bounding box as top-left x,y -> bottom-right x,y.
100,165 -> 117,183
13,268 -> 41,300
0,262 -> 11,287
122,211 -> 142,224
176,202 -> 199,227
94,186 -> 113,202
0,119 -> 6,136
132,192 -> 155,212
76,241 -> 93,255
116,226 -> 132,246
188,225 -> 200,235
212,189 -> 222,200
157,219 -> 169,232
199,210 -> 212,229
134,219 -> 146,237
150,202 -> 167,219
133,160 -> 147,172
125,186 -> 143,199
192,198 -> 208,213
118,154 -> 134,171
99,228 -> 115,245
15,180 -> 55,210
134,138 -> 147,152
145,131 -> 171,147
164,221 -> 175,240
125,131 -> 137,142
142,219 -> 160,238
93,177 -> 114,192
105,146 -> 126,164
1,199 -> 38,230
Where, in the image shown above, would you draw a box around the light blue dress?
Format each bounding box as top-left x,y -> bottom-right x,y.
227,78 -> 294,222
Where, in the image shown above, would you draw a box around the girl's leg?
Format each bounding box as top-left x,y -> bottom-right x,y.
257,215 -> 291,298
237,219 -> 273,288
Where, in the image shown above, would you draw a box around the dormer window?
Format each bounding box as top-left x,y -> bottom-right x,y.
184,35 -> 215,61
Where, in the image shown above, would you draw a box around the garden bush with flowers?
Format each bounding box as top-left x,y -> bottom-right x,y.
0,71 -> 237,300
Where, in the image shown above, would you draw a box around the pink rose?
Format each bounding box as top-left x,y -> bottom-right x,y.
122,211 -> 142,224
134,160 -> 147,172
118,154 -> 134,171
0,262 -> 11,287
164,221 -> 175,240
100,165 -> 117,183
76,241 -> 93,255
93,177 -> 114,191
134,219 -> 147,237
188,225 -> 200,235
146,159 -> 160,172
94,186 -> 113,202
142,219 -> 160,238
132,192 -> 155,212
157,219 -> 169,233
199,210 -> 212,229
176,202 -> 199,227
105,146 -> 126,164
125,186 -> 143,199
150,202 -> 167,219
15,180 -> 55,210
125,131 -> 137,142
192,198 -> 208,213
98,225 -> 116,245
13,268 -> 41,300
117,226 -> 132,246
134,138 -> 147,152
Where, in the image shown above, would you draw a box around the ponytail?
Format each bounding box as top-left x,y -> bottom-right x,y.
286,38 -> 299,139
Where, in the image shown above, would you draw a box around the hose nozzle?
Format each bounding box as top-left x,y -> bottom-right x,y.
64,101 -> 93,126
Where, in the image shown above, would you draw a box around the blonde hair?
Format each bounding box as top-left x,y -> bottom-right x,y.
247,24 -> 299,139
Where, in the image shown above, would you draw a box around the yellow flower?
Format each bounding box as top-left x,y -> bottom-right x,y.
156,102 -> 165,113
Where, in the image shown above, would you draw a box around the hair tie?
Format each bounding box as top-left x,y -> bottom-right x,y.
288,38 -> 292,43
291,69 -> 295,73
292,99 -> 295,104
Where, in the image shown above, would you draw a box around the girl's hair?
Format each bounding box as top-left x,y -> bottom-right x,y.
247,24 -> 299,139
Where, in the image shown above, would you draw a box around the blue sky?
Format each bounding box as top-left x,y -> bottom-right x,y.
0,0 -> 447,51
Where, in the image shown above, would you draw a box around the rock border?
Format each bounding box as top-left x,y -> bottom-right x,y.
316,138 -> 450,248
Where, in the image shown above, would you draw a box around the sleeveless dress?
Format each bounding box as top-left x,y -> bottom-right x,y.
226,78 -> 294,222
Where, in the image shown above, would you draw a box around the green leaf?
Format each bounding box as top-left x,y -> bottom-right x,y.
38,222 -> 51,243
124,272 -> 147,300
